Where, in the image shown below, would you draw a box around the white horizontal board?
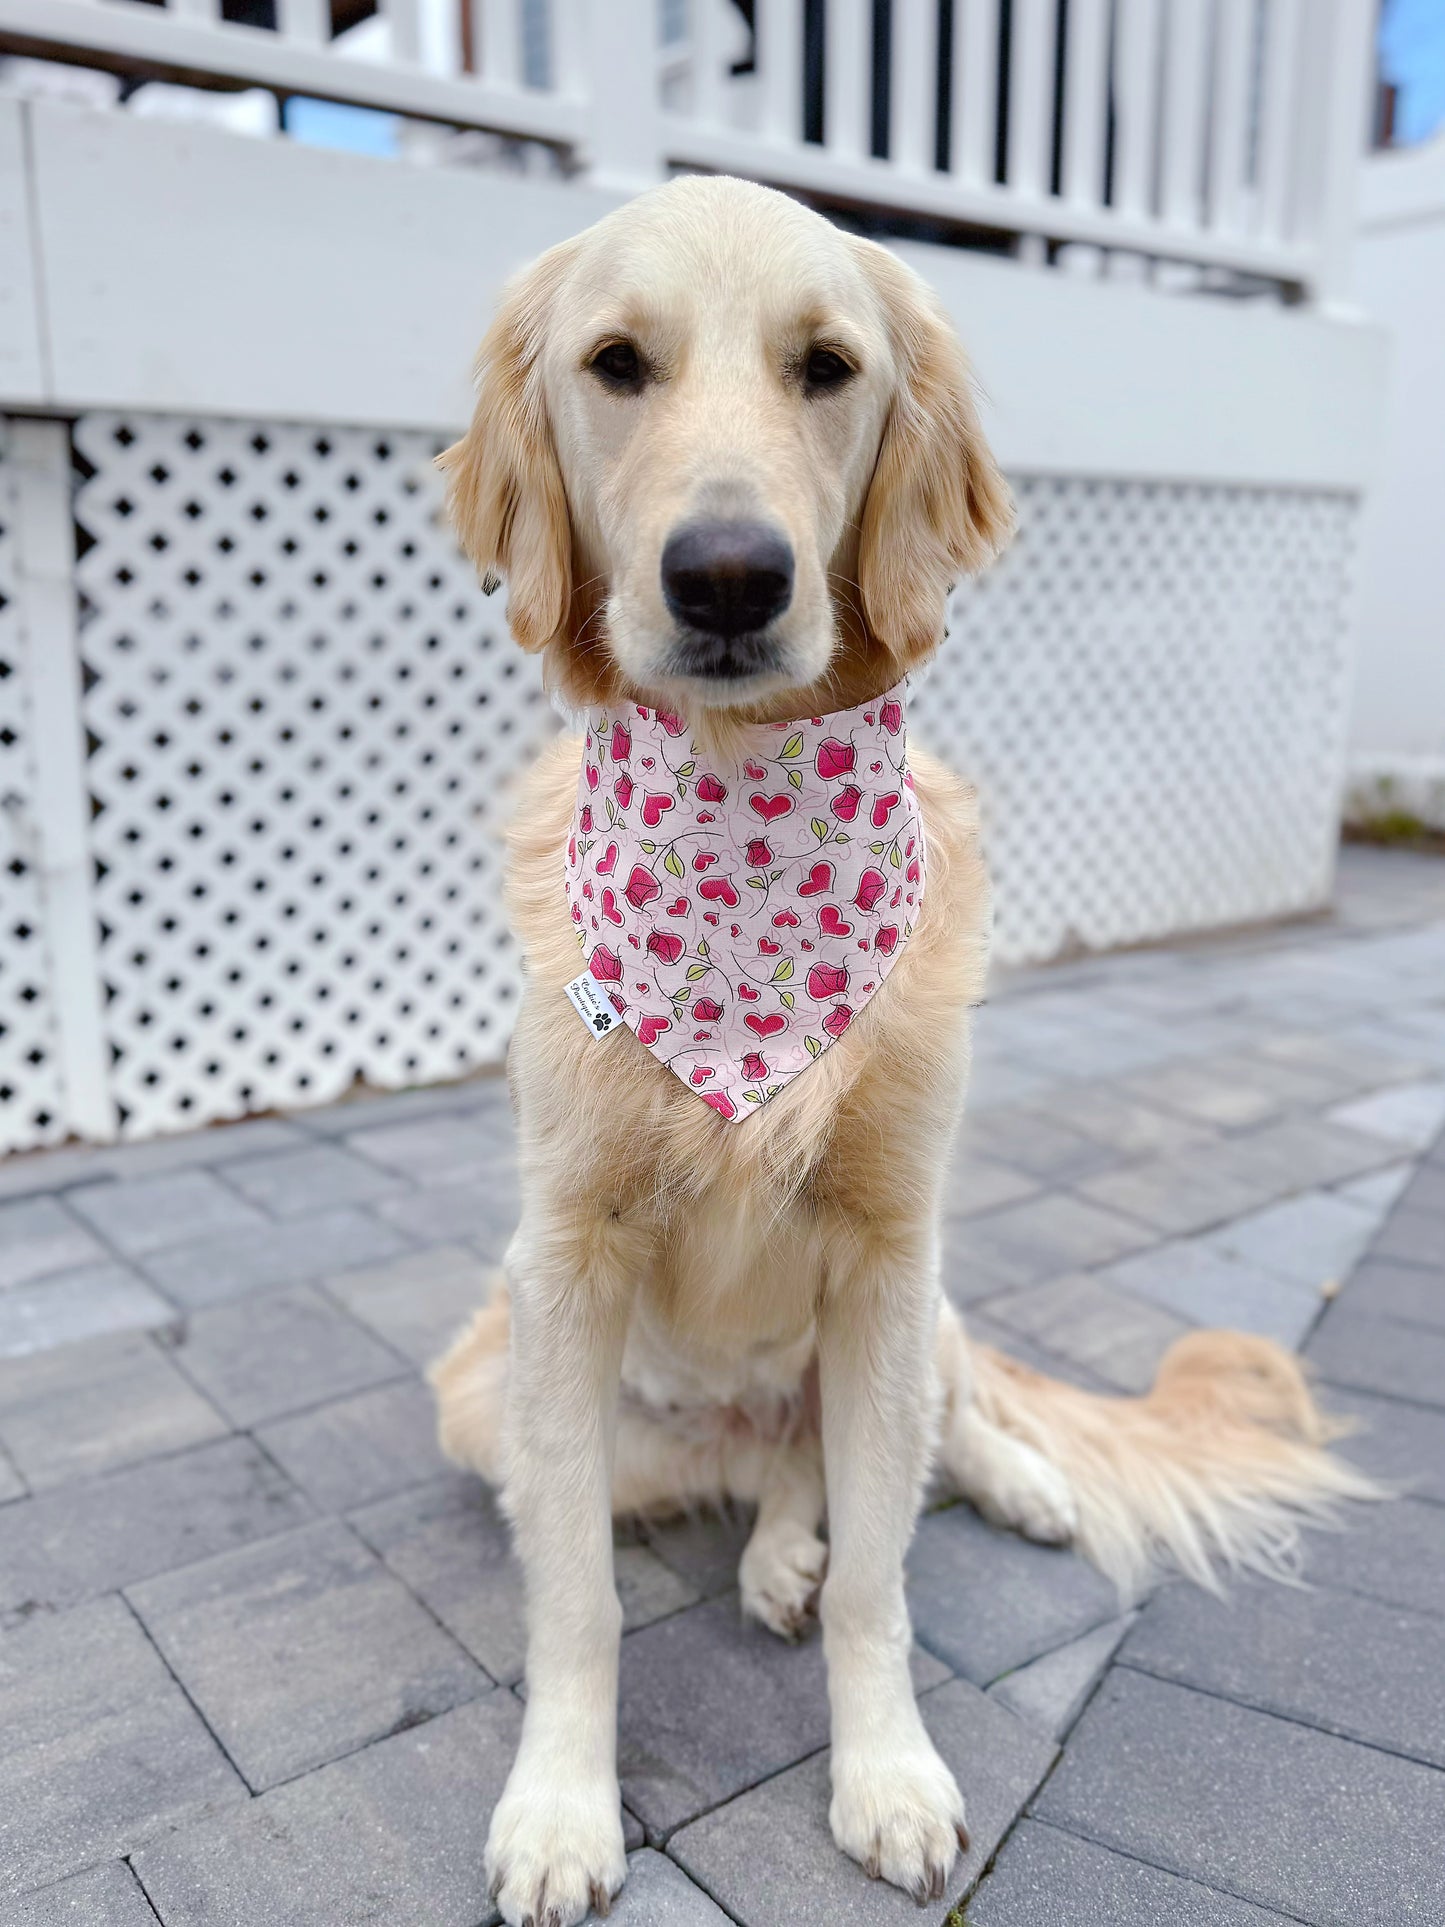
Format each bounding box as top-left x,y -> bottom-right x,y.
27,100 -> 622,431
13,100 -> 1385,492
893,240 -> 1387,493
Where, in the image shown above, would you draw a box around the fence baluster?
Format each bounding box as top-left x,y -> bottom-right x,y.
1111,0 -> 1161,221
691,0 -> 726,128
1208,0 -> 1252,237
1159,0 -> 1209,231
380,0 -> 422,67
1007,0 -> 1056,204
825,0 -> 871,162
951,0 -> 1000,188
756,0 -> 804,144
1061,0 -> 1109,210
475,0 -> 522,87
277,0 -> 329,48
891,0 -> 938,173
1257,0 -> 1302,242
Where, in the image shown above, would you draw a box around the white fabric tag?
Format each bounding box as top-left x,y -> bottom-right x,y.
564,970 -> 621,1040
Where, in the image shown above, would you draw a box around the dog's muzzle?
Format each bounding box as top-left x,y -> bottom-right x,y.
660,518 -> 794,678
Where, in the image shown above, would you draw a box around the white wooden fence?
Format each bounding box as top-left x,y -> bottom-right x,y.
0,0 -> 1376,299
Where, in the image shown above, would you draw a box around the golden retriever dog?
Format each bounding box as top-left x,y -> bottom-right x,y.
429,176 -> 1372,1925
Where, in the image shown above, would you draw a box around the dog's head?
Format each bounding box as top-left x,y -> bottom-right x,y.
441,176 -> 1012,714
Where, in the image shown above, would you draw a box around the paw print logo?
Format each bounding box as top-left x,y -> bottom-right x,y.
592,1011 -> 613,1034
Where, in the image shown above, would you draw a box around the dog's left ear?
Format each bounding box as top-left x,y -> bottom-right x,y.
854,243 -> 1014,668
438,239 -> 577,654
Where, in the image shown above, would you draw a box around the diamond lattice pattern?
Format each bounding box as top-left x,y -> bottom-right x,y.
74,414 -> 557,1139
914,476 -> 1358,964
0,424 -> 69,1152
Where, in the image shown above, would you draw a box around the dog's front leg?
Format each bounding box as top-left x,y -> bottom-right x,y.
817,1219 -> 967,1903
485,1209 -> 637,1927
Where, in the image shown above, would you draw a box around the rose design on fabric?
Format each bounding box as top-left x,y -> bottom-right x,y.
565,682 -> 924,1121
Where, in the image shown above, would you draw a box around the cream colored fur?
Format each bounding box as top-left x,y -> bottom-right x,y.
429,176 -> 1375,1927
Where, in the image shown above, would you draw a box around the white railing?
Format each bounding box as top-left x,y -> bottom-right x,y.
0,0 -> 1376,299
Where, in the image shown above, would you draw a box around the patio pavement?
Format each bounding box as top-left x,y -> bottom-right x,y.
2,844 -> 1444,1926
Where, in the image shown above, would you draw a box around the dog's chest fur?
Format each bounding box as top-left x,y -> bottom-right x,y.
499,729 -> 991,1403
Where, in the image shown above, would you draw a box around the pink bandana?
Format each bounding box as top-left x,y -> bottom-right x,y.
564,684 -> 925,1122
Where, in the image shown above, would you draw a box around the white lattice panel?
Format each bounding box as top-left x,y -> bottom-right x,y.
0,423 -> 69,1152
915,478 -> 1358,964
74,414 -> 557,1138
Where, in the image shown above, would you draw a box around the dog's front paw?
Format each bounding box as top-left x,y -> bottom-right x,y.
486,1759 -> 626,1926
830,1738 -> 968,1903
740,1522 -> 828,1640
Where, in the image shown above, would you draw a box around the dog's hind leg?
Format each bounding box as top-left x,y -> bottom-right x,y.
934,1299 -> 1078,1545
429,1280 -> 511,1483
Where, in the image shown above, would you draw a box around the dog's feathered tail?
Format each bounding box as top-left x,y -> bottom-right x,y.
950,1330 -> 1383,1597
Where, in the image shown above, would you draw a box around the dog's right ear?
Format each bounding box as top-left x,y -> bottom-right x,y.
438,241 -> 575,654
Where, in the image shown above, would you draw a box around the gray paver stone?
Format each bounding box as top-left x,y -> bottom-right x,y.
0,1863 -> 162,1927
615,1595 -> 944,1838
610,1851 -> 731,1924
1307,1305 -> 1445,1409
1120,1575 -> 1445,1768
1202,1190 -> 1377,1290
669,1678 -> 1056,1926
0,1264 -> 175,1360
0,1329 -> 227,1490
164,1285 -> 404,1426
980,1274 -> 1188,1393
637,1506 -> 756,1599
0,1198 -> 105,1291
1298,1495 -> 1445,1618
1034,1668 -> 1445,1924
1369,1205 -> 1445,1271
1345,1253 -> 1445,1330
967,1819 -> 1290,1926
1323,1385 -> 1445,1503
0,1595 -> 243,1898
1330,1081 -> 1445,1151
0,1435 -> 312,1617
257,1376 -> 450,1511
351,1473 -> 697,1684
939,1194 -> 1154,1290
942,1156 -> 1040,1221
224,1141 -> 411,1219
377,1179 -> 517,1250
1101,1240 -> 1321,1347
128,1517 -> 487,1790
298,1078 -> 509,1138
66,1171 -> 264,1258
1401,1156 -> 1445,1219
322,1243 -> 496,1367
132,1694 -> 522,1927
95,1117 -> 307,1178
987,1612 -> 1136,1739
955,1108 -> 1120,1183
141,1209 -> 411,1308
906,1503 -> 1120,1686
618,1593 -> 834,1837
1020,1085 -> 1216,1160
347,1110 -> 515,1183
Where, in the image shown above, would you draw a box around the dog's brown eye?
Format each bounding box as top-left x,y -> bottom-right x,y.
804,347 -> 854,392
590,341 -> 643,390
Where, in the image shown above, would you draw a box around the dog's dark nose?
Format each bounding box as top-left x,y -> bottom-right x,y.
661,520 -> 794,638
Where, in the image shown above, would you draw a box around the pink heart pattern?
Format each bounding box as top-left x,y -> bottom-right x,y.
564,681 -> 924,1121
